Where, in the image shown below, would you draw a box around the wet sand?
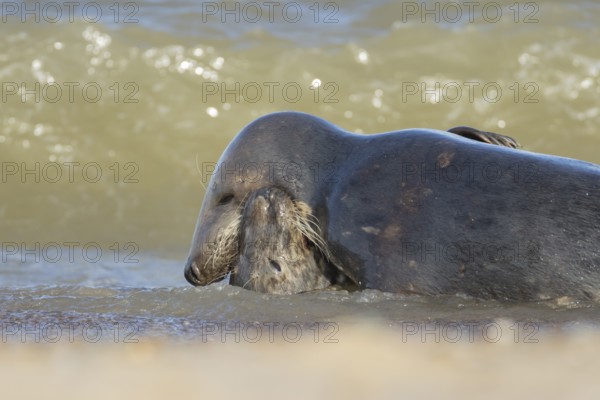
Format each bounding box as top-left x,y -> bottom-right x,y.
2,325 -> 599,399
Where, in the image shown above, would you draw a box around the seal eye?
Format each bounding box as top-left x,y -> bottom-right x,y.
269,259 -> 282,272
218,194 -> 234,205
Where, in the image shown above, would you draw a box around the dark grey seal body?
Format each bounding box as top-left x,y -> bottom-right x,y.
185,111 -> 600,300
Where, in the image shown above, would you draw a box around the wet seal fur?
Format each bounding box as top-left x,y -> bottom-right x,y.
230,187 -> 349,294
185,111 -> 600,300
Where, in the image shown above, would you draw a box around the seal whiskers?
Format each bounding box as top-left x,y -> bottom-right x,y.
204,213 -> 241,276
202,193 -> 250,278
291,200 -> 332,262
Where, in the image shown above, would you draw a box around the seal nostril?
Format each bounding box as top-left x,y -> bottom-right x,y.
218,194 -> 234,205
184,261 -> 204,286
191,261 -> 201,277
269,259 -> 281,272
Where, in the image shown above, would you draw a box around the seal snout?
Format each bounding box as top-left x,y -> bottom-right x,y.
184,260 -> 204,286
255,187 -> 282,203
254,187 -> 286,202
246,187 -> 288,218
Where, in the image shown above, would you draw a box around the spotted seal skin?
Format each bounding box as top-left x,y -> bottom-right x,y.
229,187 -> 346,294
185,111 -> 600,300
231,188 -> 328,293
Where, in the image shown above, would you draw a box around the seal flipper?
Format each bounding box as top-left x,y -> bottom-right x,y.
447,126 -> 521,149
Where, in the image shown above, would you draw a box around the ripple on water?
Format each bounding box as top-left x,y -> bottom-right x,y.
2,283 -> 600,341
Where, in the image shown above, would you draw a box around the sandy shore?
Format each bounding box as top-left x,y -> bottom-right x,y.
1,323 -> 599,400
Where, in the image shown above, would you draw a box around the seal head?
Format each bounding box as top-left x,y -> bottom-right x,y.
230,187 -> 340,294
